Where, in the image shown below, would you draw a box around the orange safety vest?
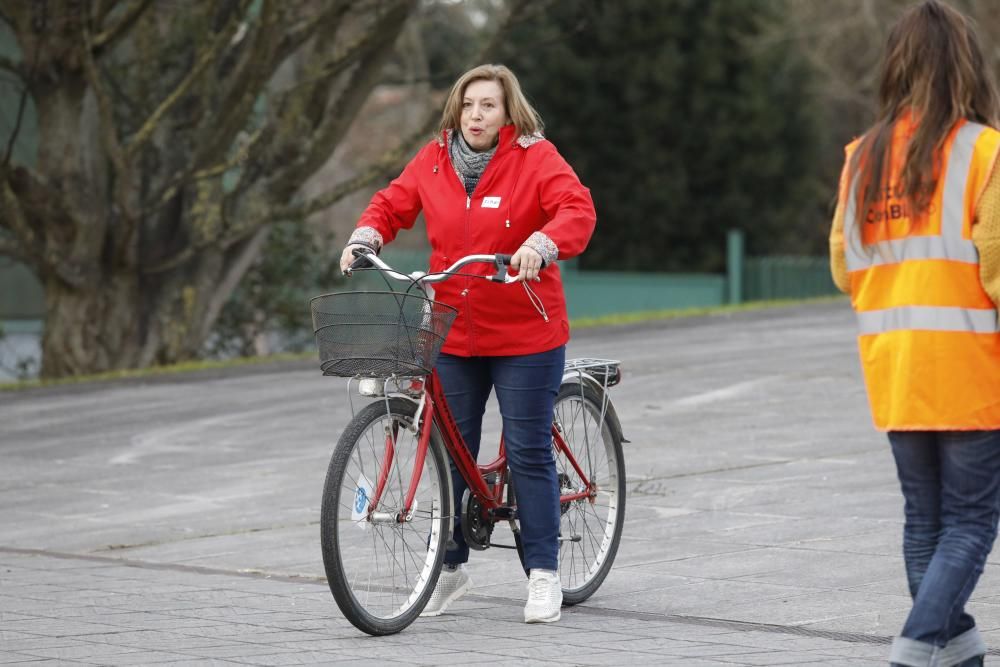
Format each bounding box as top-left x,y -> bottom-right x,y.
840,116 -> 1000,431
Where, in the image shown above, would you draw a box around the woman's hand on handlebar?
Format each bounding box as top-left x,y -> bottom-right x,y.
340,244 -> 371,274
510,245 -> 543,282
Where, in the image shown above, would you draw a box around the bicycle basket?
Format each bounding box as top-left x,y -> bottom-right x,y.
310,291 -> 458,377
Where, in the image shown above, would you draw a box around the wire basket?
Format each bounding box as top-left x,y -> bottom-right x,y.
310,291 -> 458,377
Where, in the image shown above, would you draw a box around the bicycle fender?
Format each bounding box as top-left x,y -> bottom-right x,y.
559,373 -> 629,445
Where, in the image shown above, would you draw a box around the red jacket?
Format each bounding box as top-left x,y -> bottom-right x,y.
355,124 -> 597,357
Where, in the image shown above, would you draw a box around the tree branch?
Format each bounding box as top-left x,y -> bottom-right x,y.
0,2 -> 31,31
270,118 -> 434,222
0,174 -> 82,285
90,0 -> 115,23
0,54 -> 22,77
257,0 -> 414,197
273,164 -> 397,222
0,234 -> 29,263
199,226 -> 269,343
81,22 -> 141,267
80,26 -> 128,185
186,0 -> 284,169
274,0 -> 358,61
153,125 -> 264,209
1,2 -> 48,171
91,0 -> 156,54
143,0 -> 282,209
282,16 -> 390,94
477,0 -> 540,61
245,0 -> 533,226
203,0 -> 372,181
0,174 -> 36,252
1,168 -> 92,288
126,0 -> 250,157
2,76 -> 30,169
148,0 -> 364,216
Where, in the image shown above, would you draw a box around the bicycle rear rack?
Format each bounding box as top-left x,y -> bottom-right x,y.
563,357 -> 622,387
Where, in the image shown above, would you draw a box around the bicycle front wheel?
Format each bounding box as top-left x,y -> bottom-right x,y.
553,381 -> 626,605
320,397 -> 450,635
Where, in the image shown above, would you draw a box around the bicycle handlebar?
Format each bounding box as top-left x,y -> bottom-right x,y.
347,248 -> 518,284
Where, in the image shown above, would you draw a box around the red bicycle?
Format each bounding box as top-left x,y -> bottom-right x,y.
311,250 -> 626,635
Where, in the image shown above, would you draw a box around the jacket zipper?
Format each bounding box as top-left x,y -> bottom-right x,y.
463,193 -> 477,356
445,137 -> 511,355
461,148 -> 504,357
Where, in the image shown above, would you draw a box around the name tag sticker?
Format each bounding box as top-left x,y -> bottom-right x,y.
482,196 -> 501,208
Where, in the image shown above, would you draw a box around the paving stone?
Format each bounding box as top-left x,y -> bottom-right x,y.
0,654 -> 57,665
13,644 -> 144,661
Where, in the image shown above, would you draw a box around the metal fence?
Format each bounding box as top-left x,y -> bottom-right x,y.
352,247 -> 839,320
0,250 -> 839,325
742,255 -> 837,302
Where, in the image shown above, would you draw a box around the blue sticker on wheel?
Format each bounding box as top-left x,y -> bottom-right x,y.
354,487 -> 368,513
350,474 -> 374,528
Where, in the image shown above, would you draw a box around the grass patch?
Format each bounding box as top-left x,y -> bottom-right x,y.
2,295 -> 847,391
569,295 -> 846,329
0,351 -> 314,392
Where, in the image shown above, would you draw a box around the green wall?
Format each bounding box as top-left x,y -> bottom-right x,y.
0,260 -> 44,320
561,268 -> 725,318
0,247 -> 839,328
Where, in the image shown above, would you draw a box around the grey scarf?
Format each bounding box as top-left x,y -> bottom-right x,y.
448,130 -> 496,196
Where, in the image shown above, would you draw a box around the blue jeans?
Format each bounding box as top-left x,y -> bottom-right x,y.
435,346 -> 565,572
888,430 -> 1000,667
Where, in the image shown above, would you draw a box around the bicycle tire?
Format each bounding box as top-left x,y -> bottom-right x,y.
320,398 -> 450,635
552,380 -> 626,605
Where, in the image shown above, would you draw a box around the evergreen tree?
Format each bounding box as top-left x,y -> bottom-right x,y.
501,0 -> 824,272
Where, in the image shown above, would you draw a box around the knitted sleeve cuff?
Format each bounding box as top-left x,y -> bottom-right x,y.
522,231 -> 558,266
348,226 -> 384,251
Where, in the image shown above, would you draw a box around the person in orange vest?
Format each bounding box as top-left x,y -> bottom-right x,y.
829,2 -> 1000,665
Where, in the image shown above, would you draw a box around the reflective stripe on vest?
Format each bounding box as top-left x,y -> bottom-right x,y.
843,122 -> 985,271
857,306 -> 1000,335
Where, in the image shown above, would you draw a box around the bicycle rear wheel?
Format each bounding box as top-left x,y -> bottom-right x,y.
553,381 -> 626,604
320,397 -> 450,635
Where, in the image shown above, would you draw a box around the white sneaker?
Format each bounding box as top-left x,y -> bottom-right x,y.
524,569 -> 562,623
420,566 -> 471,617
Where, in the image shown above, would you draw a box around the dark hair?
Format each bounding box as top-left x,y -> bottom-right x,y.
849,0 -> 1000,226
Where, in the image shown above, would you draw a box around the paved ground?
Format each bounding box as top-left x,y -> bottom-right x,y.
3,300 -> 1000,665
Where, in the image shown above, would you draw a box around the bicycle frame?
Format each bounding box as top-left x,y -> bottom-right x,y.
342,250 -> 605,524
367,369 -> 596,524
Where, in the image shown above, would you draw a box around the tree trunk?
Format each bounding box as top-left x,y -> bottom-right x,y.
40,273 -> 142,377
39,238 -> 265,376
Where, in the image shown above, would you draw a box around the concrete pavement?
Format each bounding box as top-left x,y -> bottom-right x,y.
3,301 -> 999,665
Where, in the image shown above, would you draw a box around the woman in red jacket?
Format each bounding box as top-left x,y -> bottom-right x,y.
339,64 -> 596,623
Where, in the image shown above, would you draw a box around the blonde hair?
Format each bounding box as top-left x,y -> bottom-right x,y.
438,64 -> 544,140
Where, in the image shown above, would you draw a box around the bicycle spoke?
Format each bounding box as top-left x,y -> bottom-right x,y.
323,402 -> 446,627
550,386 -> 624,599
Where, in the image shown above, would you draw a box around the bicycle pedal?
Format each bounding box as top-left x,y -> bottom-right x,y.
490,506 -> 516,520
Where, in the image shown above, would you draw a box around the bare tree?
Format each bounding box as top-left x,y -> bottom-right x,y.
784,0 -> 1000,154
0,0 -> 533,378
773,0 -> 1000,216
